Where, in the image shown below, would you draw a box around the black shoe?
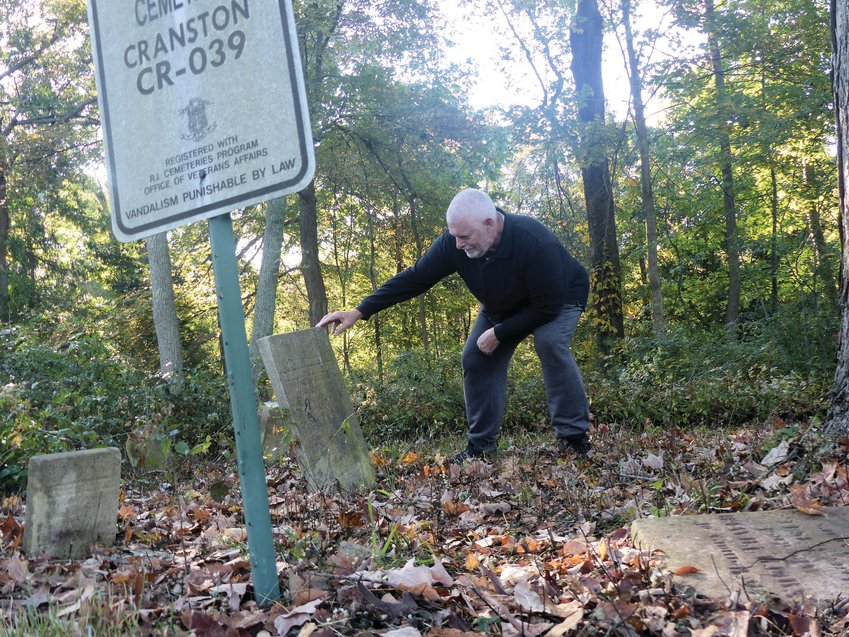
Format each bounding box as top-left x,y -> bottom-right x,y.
558,434 -> 591,456
448,446 -> 496,463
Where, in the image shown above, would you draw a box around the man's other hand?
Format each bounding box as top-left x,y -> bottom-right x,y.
316,309 -> 363,335
476,327 -> 500,355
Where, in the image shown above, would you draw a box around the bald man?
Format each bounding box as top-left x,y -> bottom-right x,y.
317,188 -> 591,461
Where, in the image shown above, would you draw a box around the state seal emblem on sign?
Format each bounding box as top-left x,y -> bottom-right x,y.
179,98 -> 217,142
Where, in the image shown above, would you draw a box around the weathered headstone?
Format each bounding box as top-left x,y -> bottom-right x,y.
258,329 -> 375,492
631,508 -> 849,602
258,401 -> 291,462
24,448 -> 121,559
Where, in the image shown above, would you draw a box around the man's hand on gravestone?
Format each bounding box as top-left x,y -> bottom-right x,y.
316,309 -> 363,335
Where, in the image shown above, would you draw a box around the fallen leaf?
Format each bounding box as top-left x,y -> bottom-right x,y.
595,541 -> 608,561
547,608 -> 584,636
442,501 -> 471,516
430,559 -> 454,587
1,495 -> 21,512
23,588 -> 51,609
386,558 -> 441,600
689,627 -> 721,637
382,627 -> 422,637
290,598 -> 324,615
674,565 -> 705,575
182,610 -> 230,637
273,599 -> 323,637
512,578 -> 546,612
5,555 -> 28,584
293,587 -> 329,606
355,583 -> 419,618
714,610 -> 751,637
297,623 -> 317,637
759,473 -> 794,491
209,582 -> 248,612
761,440 -> 790,467
118,504 -> 136,521
560,540 -> 588,556
642,453 -> 664,471
222,527 -> 247,541
1,515 -> 23,544
549,600 -> 583,619
789,484 -> 825,516
789,614 -> 821,637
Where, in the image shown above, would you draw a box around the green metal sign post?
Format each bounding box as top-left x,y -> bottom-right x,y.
86,0 -> 316,607
208,212 -> 280,606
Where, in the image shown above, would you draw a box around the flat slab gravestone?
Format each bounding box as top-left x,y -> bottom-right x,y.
631,507 -> 849,603
24,448 -> 121,559
258,329 -> 375,492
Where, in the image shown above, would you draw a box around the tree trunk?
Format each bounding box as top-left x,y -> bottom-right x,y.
622,0 -> 665,336
704,0 -> 741,328
825,0 -> 849,437
366,204 -> 383,382
298,180 -> 328,326
0,165 -> 8,323
147,232 -> 184,385
406,194 -> 429,354
804,163 -> 839,309
570,0 -> 624,352
329,207 -> 353,374
770,164 -> 779,312
250,197 -> 286,381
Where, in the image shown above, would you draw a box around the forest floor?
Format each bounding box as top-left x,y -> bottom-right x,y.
1,420 -> 849,636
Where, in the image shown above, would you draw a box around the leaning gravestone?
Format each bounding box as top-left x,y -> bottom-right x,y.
24,448 -> 121,559
258,329 -> 375,492
631,507 -> 849,603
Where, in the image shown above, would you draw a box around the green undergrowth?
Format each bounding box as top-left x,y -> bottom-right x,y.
356,306 -> 835,444
0,321 -> 231,492
1,302 -> 836,493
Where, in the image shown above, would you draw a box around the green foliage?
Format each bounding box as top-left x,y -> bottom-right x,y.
354,303 -> 835,442
0,0 -> 99,321
355,350 -> 466,443
0,321 -> 232,491
0,584 -> 183,636
588,303 -> 836,428
0,605 -> 136,637
0,0 -> 840,477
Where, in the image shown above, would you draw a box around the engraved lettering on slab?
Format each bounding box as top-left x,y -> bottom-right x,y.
631,508 -> 849,602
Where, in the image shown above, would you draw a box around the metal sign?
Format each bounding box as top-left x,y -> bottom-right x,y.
87,0 -> 315,242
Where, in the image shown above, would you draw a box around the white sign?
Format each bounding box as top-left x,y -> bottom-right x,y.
87,0 -> 315,242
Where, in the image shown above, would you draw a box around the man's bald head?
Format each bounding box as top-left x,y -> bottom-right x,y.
446,188 -> 497,225
446,189 -> 503,259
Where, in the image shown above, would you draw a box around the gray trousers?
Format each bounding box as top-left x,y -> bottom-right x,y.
461,304 -> 589,452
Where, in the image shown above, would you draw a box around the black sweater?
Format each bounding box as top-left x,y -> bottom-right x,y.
356,212 -> 589,340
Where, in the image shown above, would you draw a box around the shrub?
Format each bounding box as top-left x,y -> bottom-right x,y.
352,305 -> 835,442
355,350 -> 466,444
0,323 -> 232,491
585,305 -> 835,427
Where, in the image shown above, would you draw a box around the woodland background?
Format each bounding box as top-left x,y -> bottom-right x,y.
0,0 -> 841,488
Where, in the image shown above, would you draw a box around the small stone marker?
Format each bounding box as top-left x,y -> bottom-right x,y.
257,401 -> 290,462
24,448 -> 121,559
258,329 -> 375,492
631,507 -> 849,602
